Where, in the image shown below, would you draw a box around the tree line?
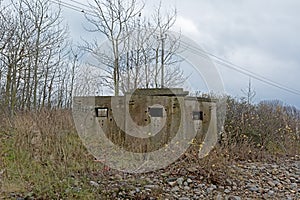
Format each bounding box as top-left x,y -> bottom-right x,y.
0,0 -> 185,114
0,0 -> 74,113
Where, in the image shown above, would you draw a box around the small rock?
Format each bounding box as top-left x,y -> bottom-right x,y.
171,186 -> 180,192
250,187 -> 259,192
187,167 -> 198,173
267,180 -> 276,187
216,194 -> 222,200
152,178 -> 159,183
249,179 -> 255,183
219,186 -> 225,190
183,186 -> 190,190
290,183 -> 297,189
226,179 -> 232,185
271,164 -> 279,168
186,178 -> 193,184
144,185 -> 158,189
273,180 -> 280,185
177,177 -> 184,185
206,187 -> 215,193
224,188 -> 231,194
228,196 -> 241,200
262,193 -> 269,199
168,181 -> 177,187
90,181 -> 99,187
178,197 -> 190,200
268,190 -> 275,196
250,165 -> 257,170
286,196 -> 293,200
290,177 -> 296,183
247,186 -> 259,192
161,172 -> 170,177
167,177 -> 177,182
211,184 -> 217,190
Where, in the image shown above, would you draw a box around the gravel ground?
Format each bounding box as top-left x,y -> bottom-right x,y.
88,155 -> 300,199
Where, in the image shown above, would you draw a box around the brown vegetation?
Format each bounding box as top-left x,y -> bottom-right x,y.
0,97 -> 299,198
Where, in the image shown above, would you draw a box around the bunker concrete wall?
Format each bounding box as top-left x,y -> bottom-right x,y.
73,90 -> 217,153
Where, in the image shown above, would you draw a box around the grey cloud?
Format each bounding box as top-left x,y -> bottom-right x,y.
60,0 -> 300,107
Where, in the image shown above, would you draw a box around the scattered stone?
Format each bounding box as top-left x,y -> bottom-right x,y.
211,184 -> 217,190
215,193 -> 222,200
177,177 -> 184,185
226,179 -> 232,185
228,195 -> 241,200
246,184 -> 259,192
186,178 -> 193,184
90,181 -> 99,187
219,186 -> 225,190
268,190 -> 275,196
5,156 -> 300,199
183,186 -> 190,190
144,185 -> 158,189
290,183 -> 297,189
168,181 -> 177,187
207,187 -> 215,193
167,177 -> 177,182
161,172 -> 170,177
224,188 -> 231,194
286,196 -> 293,200
178,197 -> 190,200
171,186 -> 180,192
267,180 -> 276,187
187,167 -> 198,173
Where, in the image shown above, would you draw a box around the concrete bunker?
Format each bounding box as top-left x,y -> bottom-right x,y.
73,88 -> 217,153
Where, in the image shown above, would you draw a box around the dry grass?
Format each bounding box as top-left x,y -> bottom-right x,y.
0,110 -> 107,199
0,98 -> 299,199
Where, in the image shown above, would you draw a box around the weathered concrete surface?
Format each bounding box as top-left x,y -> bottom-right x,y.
73,88 -> 217,154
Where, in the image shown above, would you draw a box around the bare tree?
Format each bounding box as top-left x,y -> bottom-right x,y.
21,0 -> 68,109
83,0 -> 186,95
0,1 -> 32,113
65,47 -> 82,108
0,0 -> 69,113
74,64 -> 104,96
84,0 -> 144,96
152,2 -> 180,88
241,77 -> 256,105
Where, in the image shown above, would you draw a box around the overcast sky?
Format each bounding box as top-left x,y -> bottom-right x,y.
62,0 -> 300,108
